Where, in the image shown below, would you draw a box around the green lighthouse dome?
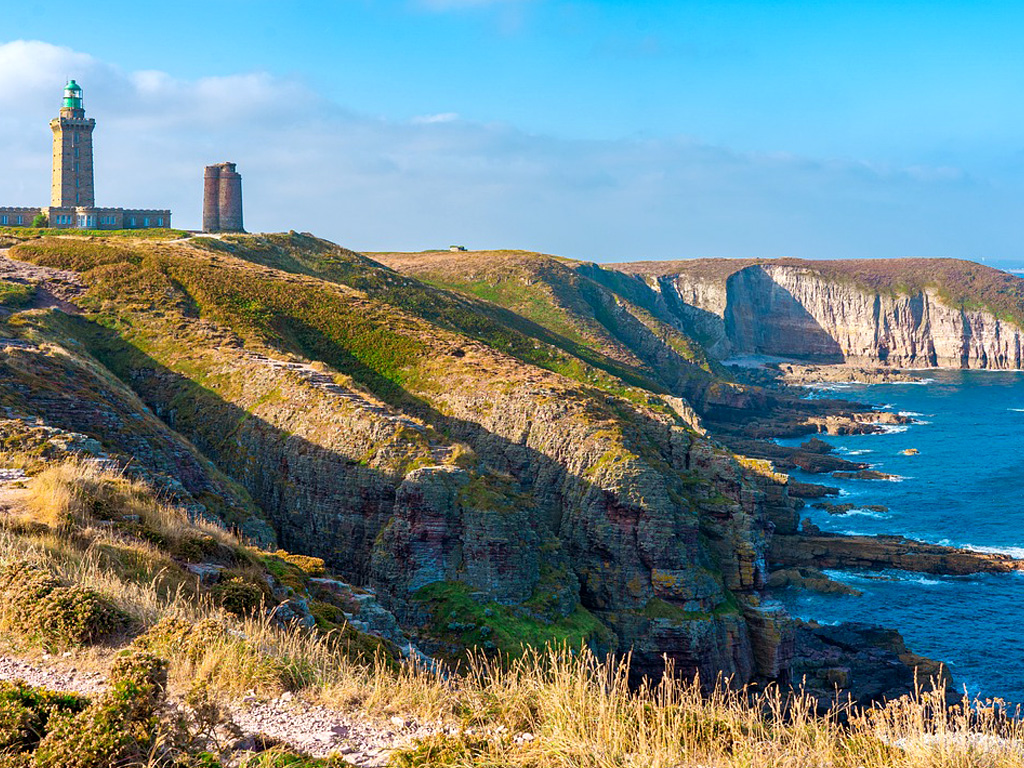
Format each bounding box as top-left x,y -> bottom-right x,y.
63,80 -> 83,110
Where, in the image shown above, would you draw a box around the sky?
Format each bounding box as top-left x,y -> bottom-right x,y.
2,0 -> 1024,264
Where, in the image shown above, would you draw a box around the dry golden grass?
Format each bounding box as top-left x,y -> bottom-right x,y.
6,460 -> 1024,767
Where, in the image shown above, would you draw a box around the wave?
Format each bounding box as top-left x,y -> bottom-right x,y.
899,411 -> 924,417
960,544 -> 1024,560
876,424 -> 910,434
1008,408 -> 1024,413
804,382 -> 856,392
826,569 -> 947,587
839,448 -> 873,456
844,508 -> 891,519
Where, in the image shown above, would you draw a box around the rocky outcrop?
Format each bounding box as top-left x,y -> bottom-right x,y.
771,532 -> 1024,575
607,261 -> 1024,369
792,623 -> 953,711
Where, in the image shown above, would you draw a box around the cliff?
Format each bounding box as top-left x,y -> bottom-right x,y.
1,234 -> 803,688
604,258 -> 1024,369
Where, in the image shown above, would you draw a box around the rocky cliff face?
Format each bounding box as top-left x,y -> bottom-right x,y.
4,235 -> 805,689
609,261 -> 1024,369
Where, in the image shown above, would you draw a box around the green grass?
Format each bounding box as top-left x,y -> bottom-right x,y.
0,279 -> 36,308
0,227 -> 188,240
190,234 -> 682,403
413,581 -> 612,656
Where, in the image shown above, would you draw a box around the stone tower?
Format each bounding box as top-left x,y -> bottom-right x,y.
202,162 -> 243,233
50,80 -> 96,208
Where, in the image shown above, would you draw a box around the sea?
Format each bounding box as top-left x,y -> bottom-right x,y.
773,369 -> 1024,705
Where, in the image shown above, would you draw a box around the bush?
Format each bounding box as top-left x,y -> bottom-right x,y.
0,681 -> 88,753
33,650 -> 168,768
213,577 -> 266,616
0,560 -> 127,650
30,214 -> 46,229
238,749 -> 353,767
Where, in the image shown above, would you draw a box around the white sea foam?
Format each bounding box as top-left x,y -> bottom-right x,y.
804,382 -> 856,392
876,424 -> 910,434
1008,408 -> 1024,413
840,448 -> 873,455
961,544 -> 1024,559
844,508 -> 891,519
906,575 -> 943,586
899,411 -> 924,417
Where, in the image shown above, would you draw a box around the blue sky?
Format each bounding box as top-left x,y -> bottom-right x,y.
3,0 -> 1024,264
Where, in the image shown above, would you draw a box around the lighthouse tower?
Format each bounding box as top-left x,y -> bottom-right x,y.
50,80 -> 96,208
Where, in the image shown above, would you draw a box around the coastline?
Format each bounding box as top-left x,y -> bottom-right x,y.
746,361 -> 1024,702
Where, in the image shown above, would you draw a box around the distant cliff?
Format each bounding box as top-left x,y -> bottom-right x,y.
602,258 -> 1024,369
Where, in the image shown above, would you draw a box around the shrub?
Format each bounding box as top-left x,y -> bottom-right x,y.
0,681 -> 88,753
213,577 -> 266,616
0,560 -> 127,650
238,749 -> 353,767
33,651 -> 167,768
389,734 -> 493,767
30,214 -> 46,229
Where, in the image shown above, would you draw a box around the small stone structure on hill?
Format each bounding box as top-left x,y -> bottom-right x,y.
202,162 -> 244,233
1,80 -> 171,230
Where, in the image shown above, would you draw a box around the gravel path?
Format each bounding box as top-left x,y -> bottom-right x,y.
0,654 -> 108,696
0,653 -> 438,764
229,694 -> 442,764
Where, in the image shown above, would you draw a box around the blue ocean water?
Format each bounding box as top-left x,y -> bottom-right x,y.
774,370 -> 1024,704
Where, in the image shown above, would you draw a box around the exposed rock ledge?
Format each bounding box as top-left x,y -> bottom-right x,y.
771,532 -> 1024,576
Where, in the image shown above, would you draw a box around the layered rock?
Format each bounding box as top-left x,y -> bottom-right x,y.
606,260 -> 1024,369
771,532 -> 1024,575
5,236 -> 804,689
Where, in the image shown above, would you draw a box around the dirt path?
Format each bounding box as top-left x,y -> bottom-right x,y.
0,249 -> 85,313
0,648 -> 442,765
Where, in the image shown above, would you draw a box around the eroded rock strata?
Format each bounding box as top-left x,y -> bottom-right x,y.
771,532 -> 1024,575
5,235 -> 1016,710
601,259 -> 1024,369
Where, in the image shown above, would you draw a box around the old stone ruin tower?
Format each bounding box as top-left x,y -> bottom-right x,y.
203,162 -> 244,233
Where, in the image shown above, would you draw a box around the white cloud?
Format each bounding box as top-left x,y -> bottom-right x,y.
412,112 -> 460,124
0,40 -> 1019,262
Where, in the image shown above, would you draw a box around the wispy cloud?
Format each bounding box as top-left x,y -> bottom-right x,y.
412,112 -> 460,124
0,41 -> 1014,261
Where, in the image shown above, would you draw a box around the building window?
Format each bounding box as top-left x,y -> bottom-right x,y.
16,216 -> 22,225
74,147 -> 79,158
143,217 -> 150,227
1,216 -> 6,225
130,217 -> 136,227
157,217 -> 163,227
